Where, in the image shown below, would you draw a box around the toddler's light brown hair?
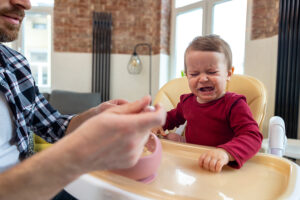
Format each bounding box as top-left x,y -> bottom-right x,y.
184,35 -> 232,73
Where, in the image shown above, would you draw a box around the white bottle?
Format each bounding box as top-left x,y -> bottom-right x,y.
268,116 -> 287,157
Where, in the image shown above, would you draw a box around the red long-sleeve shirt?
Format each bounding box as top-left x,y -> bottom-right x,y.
163,92 -> 263,168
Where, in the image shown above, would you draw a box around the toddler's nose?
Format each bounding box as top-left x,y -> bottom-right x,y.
198,73 -> 208,82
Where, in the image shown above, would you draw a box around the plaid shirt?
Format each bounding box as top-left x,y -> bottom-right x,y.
0,44 -> 73,159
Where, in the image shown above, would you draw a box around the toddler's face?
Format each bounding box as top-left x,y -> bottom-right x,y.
185,50 -> 232,104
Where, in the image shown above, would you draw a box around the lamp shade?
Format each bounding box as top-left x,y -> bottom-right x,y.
127,52 -> 142,74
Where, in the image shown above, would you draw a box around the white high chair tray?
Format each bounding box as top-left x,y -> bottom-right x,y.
65,139 -> 300,200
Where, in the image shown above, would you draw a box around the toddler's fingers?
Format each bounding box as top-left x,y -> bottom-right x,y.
158,127 -> 167,136
198,154 -> 205,168
209,158 -> 218,172
215,159 -> 226,173
152,127 -> 165,136
151,127 -> 159,134
202,155 -> 212,171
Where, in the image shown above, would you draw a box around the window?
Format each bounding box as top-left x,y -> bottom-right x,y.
170,0 -> 247,78
32,22 -> 47,30
4,1 -> 53,91
175,0 -> 203,8
175,8 -> 203,77
23,12 -> 52,89
31,0 -> 54,7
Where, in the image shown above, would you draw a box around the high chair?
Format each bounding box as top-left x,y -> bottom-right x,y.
65,76 -> 300,200
153,74 -> 267,132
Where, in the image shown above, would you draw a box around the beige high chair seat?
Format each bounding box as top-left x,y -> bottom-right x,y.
153,74 -> 267,131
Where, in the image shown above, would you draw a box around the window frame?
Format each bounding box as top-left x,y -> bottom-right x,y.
169,0 -> 238,79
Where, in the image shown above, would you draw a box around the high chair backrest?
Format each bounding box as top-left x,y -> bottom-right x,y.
153,74 -> 267,131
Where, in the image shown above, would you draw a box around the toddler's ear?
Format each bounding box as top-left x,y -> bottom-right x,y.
227,67 -> 234,80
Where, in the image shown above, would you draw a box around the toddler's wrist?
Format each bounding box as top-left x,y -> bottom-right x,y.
224,151 -> 234,161
218,148 -> 234,161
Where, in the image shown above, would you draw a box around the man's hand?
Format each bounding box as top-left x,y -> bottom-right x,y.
65,95 -> 166,172
0,96 -> 165,200
198,148 -> 234,173
95,99 -> 128,113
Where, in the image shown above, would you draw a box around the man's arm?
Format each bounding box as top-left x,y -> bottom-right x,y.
0,96 -> 166,200
33,86 -> 128,141
0,139 -> 81,200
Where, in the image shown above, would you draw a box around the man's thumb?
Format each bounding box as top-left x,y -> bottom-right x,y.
110,96 -> 151,114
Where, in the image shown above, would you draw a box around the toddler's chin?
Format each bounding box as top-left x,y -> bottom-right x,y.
196,96 -> 215,104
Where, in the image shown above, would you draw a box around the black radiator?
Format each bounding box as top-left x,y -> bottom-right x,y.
92,12 -> 112,101
275,0 -> 300,138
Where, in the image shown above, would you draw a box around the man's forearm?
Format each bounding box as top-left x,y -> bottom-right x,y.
66,107 -> 98,134
0,137 -> 81,200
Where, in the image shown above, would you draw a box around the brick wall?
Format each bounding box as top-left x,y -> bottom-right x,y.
251,0 -> 279,40
54,0 -> 278,53
54,0 -> 171,54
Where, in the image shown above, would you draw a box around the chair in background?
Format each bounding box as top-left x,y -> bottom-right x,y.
153,74 -> 267,132
34,90 -> 101,152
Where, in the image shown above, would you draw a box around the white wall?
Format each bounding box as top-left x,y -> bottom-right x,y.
51,52 -> 169,102
52,52 -> 92,92
244,36 -> 278,138
244,0 -> 278,138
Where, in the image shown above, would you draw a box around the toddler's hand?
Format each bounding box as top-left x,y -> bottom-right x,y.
151,126 -> 167,136
198,148 -> 233,173
165,132 -> 186,142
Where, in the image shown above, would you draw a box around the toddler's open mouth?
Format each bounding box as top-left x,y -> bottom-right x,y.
199,86 -> 214,92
